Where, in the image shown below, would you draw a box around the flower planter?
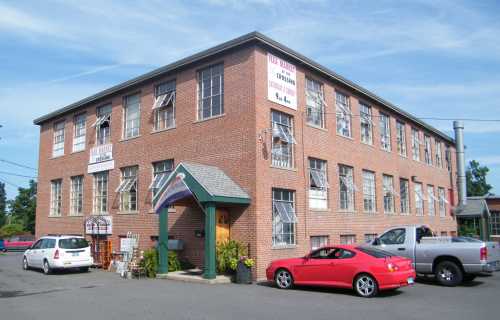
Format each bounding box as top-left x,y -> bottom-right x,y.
235,261 -> 252,284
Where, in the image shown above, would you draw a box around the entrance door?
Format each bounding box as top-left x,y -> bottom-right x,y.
216,209 -> 230,244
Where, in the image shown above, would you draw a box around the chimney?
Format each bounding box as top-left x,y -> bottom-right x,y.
453,121 -> 466,206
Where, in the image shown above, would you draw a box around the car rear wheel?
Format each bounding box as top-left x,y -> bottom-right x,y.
354,274 -> 378,298
275,269 -> 293,289
43,260 -> 51,275
23,257 -> 29,270
435,261 -> 463,286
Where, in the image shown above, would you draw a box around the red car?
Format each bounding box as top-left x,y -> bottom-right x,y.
266,245 -> 416,297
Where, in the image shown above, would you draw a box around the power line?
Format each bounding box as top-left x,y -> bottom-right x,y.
0,176 -> 24,189
0,171 -> 37,179
0,158 -> 37,171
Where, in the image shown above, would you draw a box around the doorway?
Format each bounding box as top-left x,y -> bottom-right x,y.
216,209 -> 230,244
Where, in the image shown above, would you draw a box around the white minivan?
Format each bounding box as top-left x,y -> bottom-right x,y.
23,235 -> 94,274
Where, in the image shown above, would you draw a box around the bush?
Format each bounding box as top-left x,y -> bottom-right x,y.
0,224 -> 25,238
216,240 -> 247,274
141,248 -> 182,277
168,251 -> 181,272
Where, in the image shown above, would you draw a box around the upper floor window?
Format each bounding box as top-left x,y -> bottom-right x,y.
414,182 -> 424,216
271,110 -> 295,168
93,171 -> 108,214
438,187 -> 447,217
396,121 -> 407,156
379,113 -> 391,151
427,185 -> 436,216
52,121 -> 65,157
336,92 -> 352,137
382,174 -> 395,214
150,159 -> 174,193
360,103 -> 373,145
117,166 -> 138,212
94,104 -> 111,145
305,78 -> 325,128
154,81 -> 176,131
445,145 -> 451,171
435,140 -> 443,168
272,189 -> 297,246
424,135 -> 432,165
50,179 -> 62,216
72,114 -> 86,152
411,128 -> 421,161
123,94 -> 140,139
400,178 -> 410,214
339,165 -> 355,211
198,64 -> 224,120
70,175 -> 83,216
309,158 -> 328,210
362,170 -> 376,213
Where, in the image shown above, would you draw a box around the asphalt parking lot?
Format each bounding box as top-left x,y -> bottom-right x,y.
0,252 -> 498,320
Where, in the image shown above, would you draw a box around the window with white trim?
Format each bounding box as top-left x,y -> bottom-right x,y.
396,121 -> 407,156
309,158 -> 328,209
272,189 -> 297,246
427,185 -> 436,216
336,92 -> 352,137
400,178 -> 410,215
379,113 -> 391,151
411,128 -> 420,161
435,140 -> 443,168
50,179 -> 62,216
438,187 -> 447,217
123,94 -> 140,139
72,114 -> 86,152
424,135 -> 432,165
310,235 -> 329,250
154,81 -> 176,131
445,145 -> 451,171
271,110 -> 295,168
52,121 -> 65,157
94,104 -> 111,145
360,103 -> 373,145
198,64 -> 224,120
362,170 -> 376,213
118,166 -> 138,212
93,171 -> 108,214
414,182 -> 424,216
150,159 -> 174,194
339,165 -> 355,211
490,211 -> 500,236
306,78 -> 325,128
70,175 -> 83,216
383,174 -> 395,214
340,234 -> 356,244
364,233 -> 377,243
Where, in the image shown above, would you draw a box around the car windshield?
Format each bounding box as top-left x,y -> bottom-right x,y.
58,238 -> 89,249
356,246 -> 395,258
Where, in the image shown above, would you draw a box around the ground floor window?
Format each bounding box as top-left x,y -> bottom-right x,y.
340,234 -> 356,244
310,235 -> 329,250
491,211 -> 500,236
272,189 -> 297,246
364,233 -> 377,243
50,179 -> 62,216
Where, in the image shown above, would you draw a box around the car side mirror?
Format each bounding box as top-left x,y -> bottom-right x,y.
372,238 -> 380,246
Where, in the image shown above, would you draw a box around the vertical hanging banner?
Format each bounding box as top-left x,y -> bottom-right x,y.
267,53 -> 297,110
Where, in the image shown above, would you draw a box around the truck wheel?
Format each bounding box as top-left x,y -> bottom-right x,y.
435,261 -> 463,286
463,274 -> 477,282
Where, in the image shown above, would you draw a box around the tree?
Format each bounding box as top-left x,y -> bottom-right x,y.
466,160 -> 492,197
0,182 -> 6,228
8,180 -> 37,234
0,223 -> 24,238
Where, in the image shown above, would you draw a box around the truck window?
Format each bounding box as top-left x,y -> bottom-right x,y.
379,228 -> 406,245
416,227 -> 433,243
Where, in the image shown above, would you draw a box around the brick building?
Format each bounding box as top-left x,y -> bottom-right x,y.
34,32 -> 458,279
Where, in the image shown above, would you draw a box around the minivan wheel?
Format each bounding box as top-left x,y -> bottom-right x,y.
354,274 -> 378,298
43,260 -> 51,275
275,269 -> 294,289
435,261 -> 463,286
23,257 -> 29,270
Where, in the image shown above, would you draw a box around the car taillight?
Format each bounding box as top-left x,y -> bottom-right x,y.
54,249 -> 59,259
387,263 -> 399,272
480,247 -> 488,261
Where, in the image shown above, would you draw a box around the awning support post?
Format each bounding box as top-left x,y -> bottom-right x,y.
203,202 -> 217,279
158,207 -> 169,275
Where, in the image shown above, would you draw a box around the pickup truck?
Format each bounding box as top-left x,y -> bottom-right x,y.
368,225 -> 500,286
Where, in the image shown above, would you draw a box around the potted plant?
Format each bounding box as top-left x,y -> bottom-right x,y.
231,256 -> 255,284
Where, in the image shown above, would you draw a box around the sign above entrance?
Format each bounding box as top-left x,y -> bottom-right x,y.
85,215 -> 112,235
267,53 -> 297,110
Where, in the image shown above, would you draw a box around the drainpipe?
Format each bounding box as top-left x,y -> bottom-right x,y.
453,121 -> 467,207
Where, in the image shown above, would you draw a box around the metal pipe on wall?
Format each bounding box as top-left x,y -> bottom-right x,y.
453,121 -> 467,207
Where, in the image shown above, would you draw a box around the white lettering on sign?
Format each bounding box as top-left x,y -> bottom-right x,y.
267,53 -> 297,110
90,144 -> 113,164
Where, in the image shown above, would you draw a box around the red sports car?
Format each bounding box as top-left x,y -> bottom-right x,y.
266,245 -> 416,297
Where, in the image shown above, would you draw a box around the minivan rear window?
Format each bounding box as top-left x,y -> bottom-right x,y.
356,246 -> 395,258
58,238 -> 89,249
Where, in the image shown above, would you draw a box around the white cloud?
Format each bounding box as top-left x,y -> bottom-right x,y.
471,156 -> 500,167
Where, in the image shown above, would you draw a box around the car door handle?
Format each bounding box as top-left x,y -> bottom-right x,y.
397,248 -> 406,251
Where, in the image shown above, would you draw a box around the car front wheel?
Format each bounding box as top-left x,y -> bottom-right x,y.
435,261 -> 463,286
275,269 -> 293,289
23,257 -> 29,270
354,274 -> 378,298
43,260 -> 51,275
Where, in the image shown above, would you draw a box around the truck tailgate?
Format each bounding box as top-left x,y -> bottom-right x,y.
486,242 -> 500,263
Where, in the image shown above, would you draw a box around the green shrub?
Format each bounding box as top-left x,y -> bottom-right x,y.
0,224 -> 25,238
168,251 -> 181,272
141,248 -> 182,277
216,240 -> 247,274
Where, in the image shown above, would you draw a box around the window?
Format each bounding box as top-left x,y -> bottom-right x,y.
52,121 -> 65,157
491,212 -> 500,236
438,187 -> 447,217
382,174 -> 395,214
414,183 -> 424,216
154,81 -> 176,131
400,178 -> 410,214
362,170 -> 376,213
379,113 -> 391,151
445,145 -> 451,171
271,110 -> 295,168
94,104 -> 111,145
396,121 -> 407,156
378,228 -> 406,245
435,140 -> 443,168
118,166 -> 138,212
336,92 -> 351,137
339,165 -> 355,211
272,189 -> 297,246
305,78 -> 325,128
70,176 -> 83,216
364,234 -> 378,243
310,236 -> 329,250
427,185 -> 436,216
340,234 -> 356,244
123,94 -> 140,139
198,64 -> 224,120
411,128 -> 421,161
359,103 -> 373,145
309,158 -> 328,209
424,135 -> 432,165
50,179 -> 62,216
150,159 -> 174,194
93,171 -> 108,214
72,114 -> 86,152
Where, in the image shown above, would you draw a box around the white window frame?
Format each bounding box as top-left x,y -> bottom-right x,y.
50,179 -> 62,216
400,178 -> 410,215
339,165 -> 355,211
379,113 -> 391,151
154,81 -> 176,131
414,183 -> 424,216
435,140 -> 443,168
69,176 -> 83,216
396,121 -> 407,157
93,171 -> 108,215
424,135 -> 433,165
340,234 -> 356,245
150,159 -> 174,193
309,158 -> 328,210
364,233 -> 378,243
427,185 -> 436,216
94,104 -> 111,145
118,166 -> 138,212
52,121 -> 65,157
272,189 -> 297,247
271,110 -> 295,168
336,92 -> 352,137
383,174 -> 395,214
72,114 -> 86,152
360,103 -> 373,145
123,94 -> 140,139
305,78 -> 325,128
411,128 -> 421,161
310,235 -> 329,250
438,187 -> 447,217
362,170 -> 376,213
198,64 -> 224,120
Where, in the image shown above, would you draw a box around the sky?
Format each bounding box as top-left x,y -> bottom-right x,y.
0,0 -> 499,199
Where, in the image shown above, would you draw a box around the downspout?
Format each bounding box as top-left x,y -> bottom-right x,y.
453,121 -> 467,207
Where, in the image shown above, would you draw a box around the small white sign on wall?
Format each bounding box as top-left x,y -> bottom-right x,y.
267,53 -> 297,110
